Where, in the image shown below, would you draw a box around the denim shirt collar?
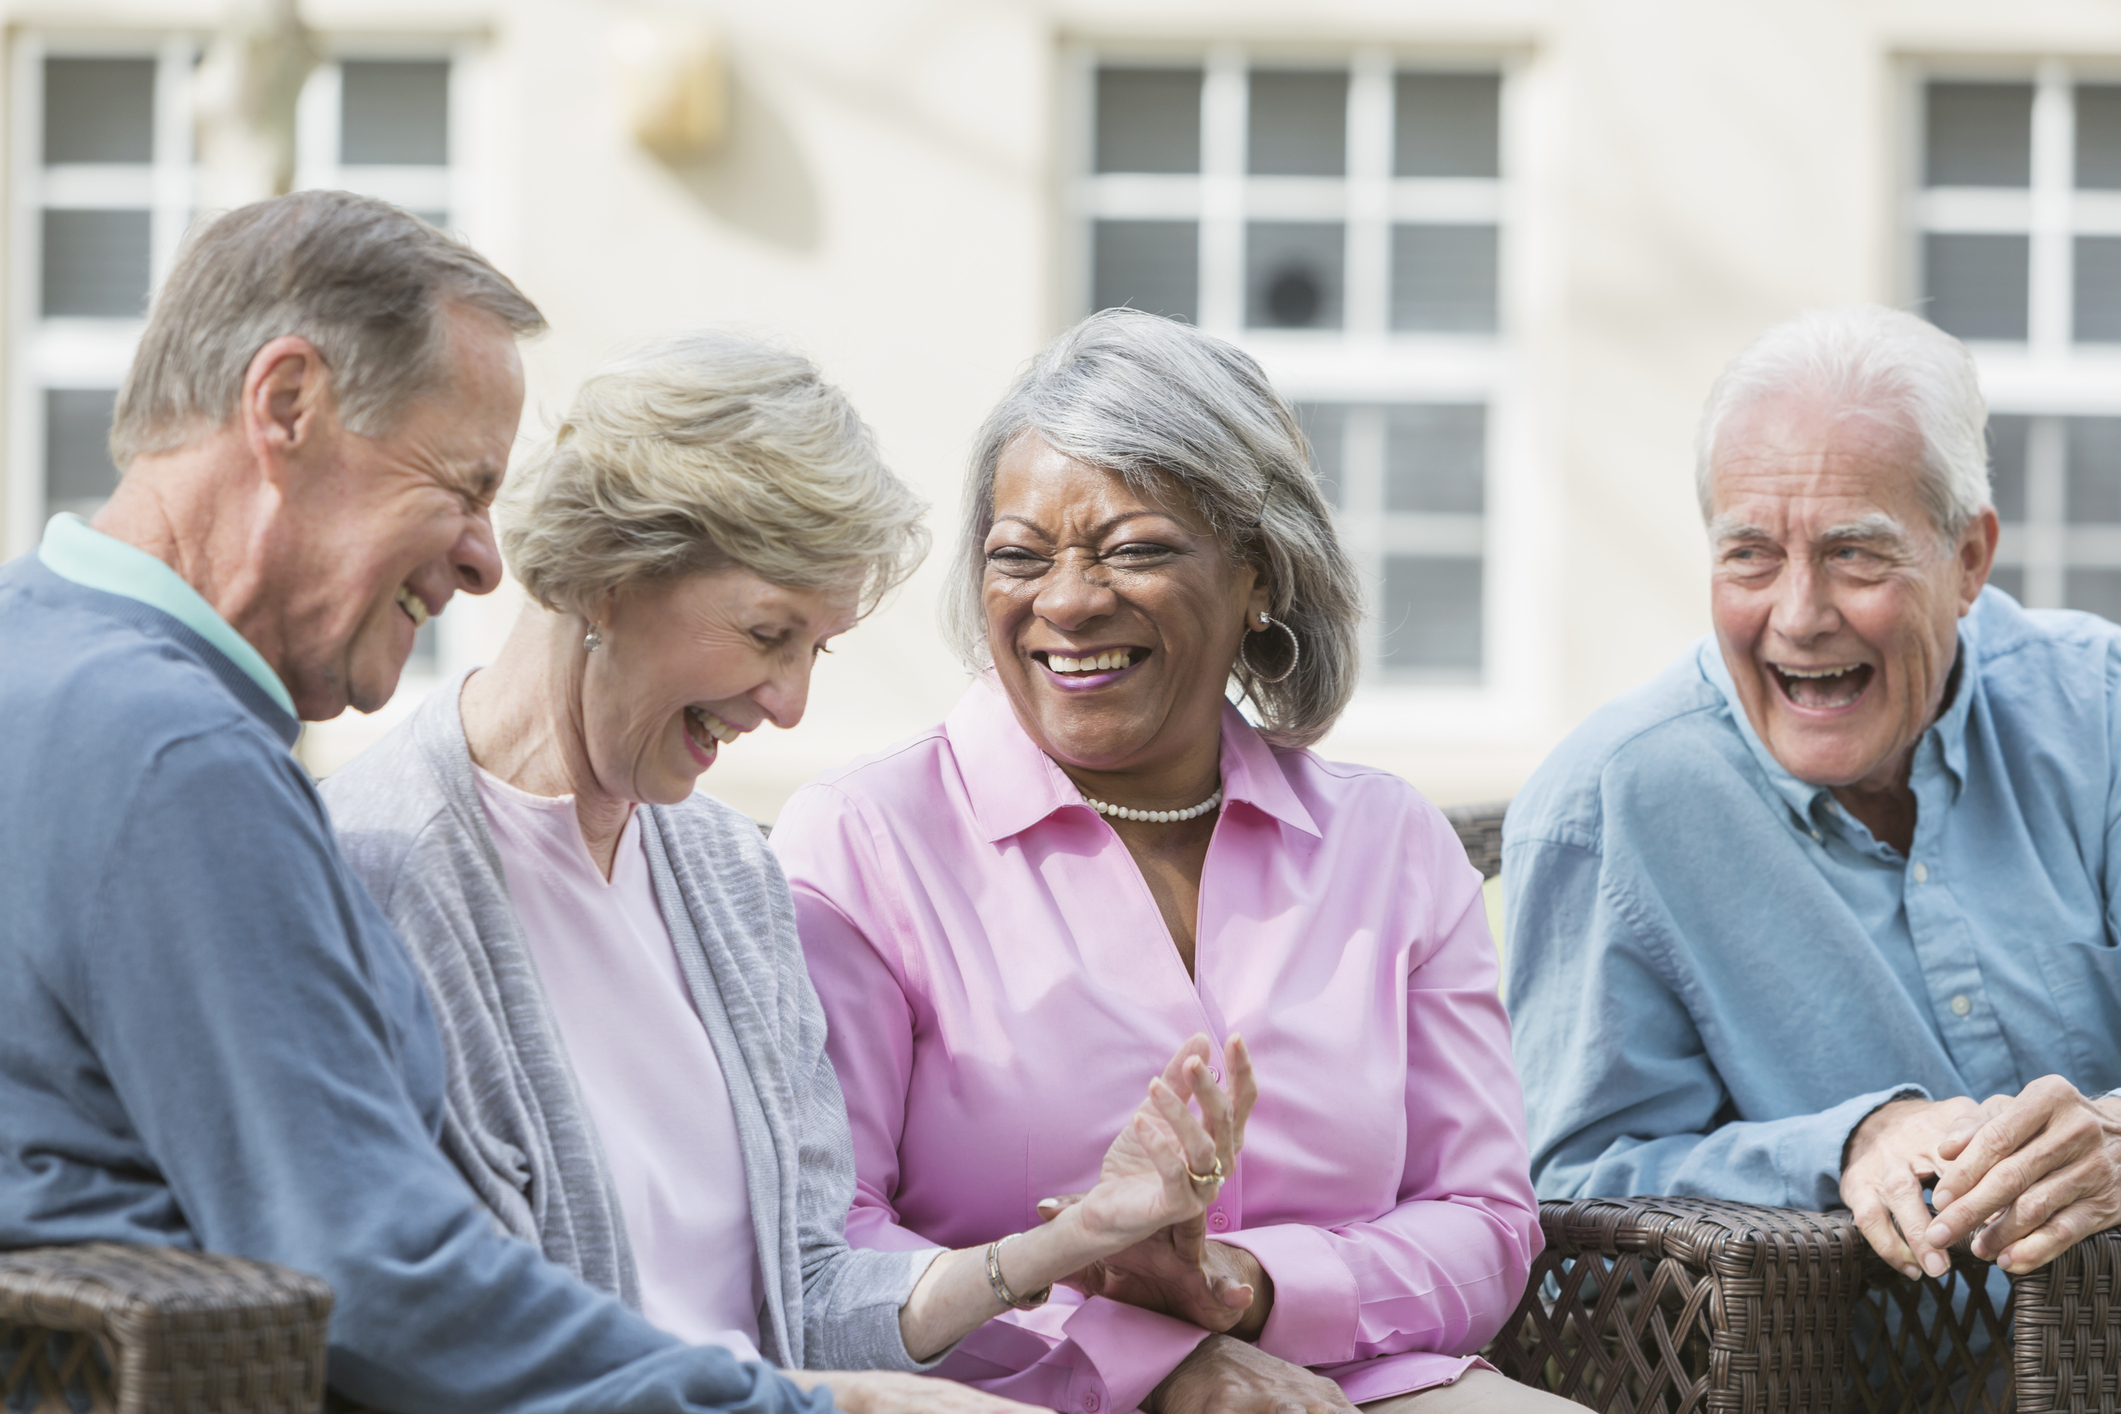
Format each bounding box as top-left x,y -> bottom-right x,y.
1696,609 -> 1981,840
946,676 -> 1322,844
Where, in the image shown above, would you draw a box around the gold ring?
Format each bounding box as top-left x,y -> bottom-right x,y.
1186,1156 -> 1225,1188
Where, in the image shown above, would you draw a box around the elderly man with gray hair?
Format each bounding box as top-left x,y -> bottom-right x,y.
1505,305 -> 2121,1284
0,190 -> 860,1413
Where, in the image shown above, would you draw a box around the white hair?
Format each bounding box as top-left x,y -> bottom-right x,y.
1695,305 -> 1992,541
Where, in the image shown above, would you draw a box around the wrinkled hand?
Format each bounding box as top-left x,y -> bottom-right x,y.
1040,1196 -> 1274,1337
1840,1094 -> 1986,1278
1148,1334 -> 1356,1414
785,1370 -> 1046,1414
1068,1034 -> 1257,1253
1922,1076 -> 2121,1274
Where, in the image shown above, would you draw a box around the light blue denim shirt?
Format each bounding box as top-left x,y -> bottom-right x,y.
1504,588 -> 2121,1209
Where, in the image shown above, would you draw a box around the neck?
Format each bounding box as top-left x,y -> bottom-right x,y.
1053,730 -> 1224,814
459,606 -> 635,876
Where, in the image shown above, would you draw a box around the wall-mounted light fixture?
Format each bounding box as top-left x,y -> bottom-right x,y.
610,11 -> 729,163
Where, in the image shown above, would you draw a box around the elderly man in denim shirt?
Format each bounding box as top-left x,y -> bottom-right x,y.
1505,305 -> 2121,1283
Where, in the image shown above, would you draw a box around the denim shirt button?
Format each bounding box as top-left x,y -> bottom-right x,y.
1951,993 -> 1971,1016
1913,862 -> 1930,884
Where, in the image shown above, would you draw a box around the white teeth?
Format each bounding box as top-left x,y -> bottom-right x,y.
395,586 -> 430,628
686,707 -> 740,745
1047,650 -> 1133,675
1780,665 -> 1857,679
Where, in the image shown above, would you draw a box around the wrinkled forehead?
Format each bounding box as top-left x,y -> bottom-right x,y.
989,432 -> 1211,537
1706,393 -> 1931,532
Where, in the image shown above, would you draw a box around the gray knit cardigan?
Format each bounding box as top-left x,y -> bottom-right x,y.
320,672 -> 936,1372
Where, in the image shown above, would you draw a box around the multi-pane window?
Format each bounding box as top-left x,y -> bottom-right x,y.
1916,67 -> 2121,617
1079,52 -> 1508,684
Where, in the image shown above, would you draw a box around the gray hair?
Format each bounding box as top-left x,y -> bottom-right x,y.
501,330 -> 928,618
1696,305 -> 1991,541
945,309 -> 1361,750
111,190 -> 546,466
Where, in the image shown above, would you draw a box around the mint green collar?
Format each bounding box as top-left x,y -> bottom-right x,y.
39,514 -> 297,717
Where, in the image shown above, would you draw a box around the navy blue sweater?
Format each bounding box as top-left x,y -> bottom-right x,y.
0,555 -> 826,1414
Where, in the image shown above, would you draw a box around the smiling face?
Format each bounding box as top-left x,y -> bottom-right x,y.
1708,393 -> 1996,793
982,434 -> 1267,793
577,565 -> 857,806
273,303 -> 526,716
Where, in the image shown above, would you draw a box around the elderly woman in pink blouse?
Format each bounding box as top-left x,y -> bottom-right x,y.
771,310 -> 1564,1414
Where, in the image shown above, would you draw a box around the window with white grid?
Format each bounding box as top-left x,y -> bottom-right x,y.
1075,51 -> 1510,684
10,35 -> 461,664
1915,65 -> 2121,620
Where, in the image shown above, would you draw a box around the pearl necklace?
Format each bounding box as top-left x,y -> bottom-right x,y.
1081,786 -> 1224,825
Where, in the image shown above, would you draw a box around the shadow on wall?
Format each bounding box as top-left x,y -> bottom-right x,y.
660,62 -> 821,254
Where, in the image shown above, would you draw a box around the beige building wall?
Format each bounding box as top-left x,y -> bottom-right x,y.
8,0 -> 2120,821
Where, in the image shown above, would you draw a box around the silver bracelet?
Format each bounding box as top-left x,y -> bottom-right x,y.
984,1233 -> 1051,1310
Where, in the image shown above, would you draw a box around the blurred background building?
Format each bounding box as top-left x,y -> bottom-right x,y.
7,0 -> 2120,823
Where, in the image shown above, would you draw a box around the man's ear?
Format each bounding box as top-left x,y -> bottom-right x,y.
239,336 -> 334,483
1958,506 -> 2000,614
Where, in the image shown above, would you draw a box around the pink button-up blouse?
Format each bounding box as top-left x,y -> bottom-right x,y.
771,682 -> 1539,1413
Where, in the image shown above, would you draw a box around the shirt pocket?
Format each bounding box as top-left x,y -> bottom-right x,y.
2032,936 -> 2121,1095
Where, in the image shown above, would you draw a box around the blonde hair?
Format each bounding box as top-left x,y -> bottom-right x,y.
502,331 -> 928,616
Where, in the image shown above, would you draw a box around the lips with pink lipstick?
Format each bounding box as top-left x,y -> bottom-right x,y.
1033,647 -> 1148,687
1771,661 -> 1874,710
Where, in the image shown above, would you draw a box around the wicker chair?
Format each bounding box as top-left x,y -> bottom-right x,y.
0,1244 -> 331,1414
1447,800 -> 2121,1414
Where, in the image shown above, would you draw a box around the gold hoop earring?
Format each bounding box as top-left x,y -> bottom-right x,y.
1238,614 -> 1300,685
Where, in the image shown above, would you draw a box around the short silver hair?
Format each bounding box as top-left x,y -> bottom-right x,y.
501,330 -> 928,617
945,309 -> 1362,750
1696,305 -> 1991,541
112,189 -> 545,466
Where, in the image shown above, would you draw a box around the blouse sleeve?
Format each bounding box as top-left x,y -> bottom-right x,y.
1215,816 -> 1543,1368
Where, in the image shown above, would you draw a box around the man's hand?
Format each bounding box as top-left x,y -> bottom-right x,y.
1147,1335 -> 1356,1414
784,1370 -> 1047,1413
1922,1075 -> 2121,1274
1840,1094 -> 1985,1278
1038,1195 -> 1273,1337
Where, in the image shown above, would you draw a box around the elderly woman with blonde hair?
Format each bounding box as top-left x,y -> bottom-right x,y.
773,310 -> 1565,1414
322,331 -> 1251,1414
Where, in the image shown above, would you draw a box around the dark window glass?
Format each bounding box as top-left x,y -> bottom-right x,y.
341,60 -> 449,164
1245,222 -> 1343,329
1247,70 -> 1347,177
1296,403 -> 1344,510
45,389 -> 118,508
1925,82 -> 2034,187
2067,416 -> 2121,523
1989,565 -> 2026,602
42,210 -> 151,317
2077,85 -> 2121,189
45,58 -> 155,164
1383,556 -> 1482,671
1386,405 -> 1485,513
1924,233 -> 2029,340
1989,413 -> 2031,522
1394,73 -> 1499,178
2077,237 -> 2121,342
1390,224 -> 1497,332
2066,567 -> 2121,622
1092,220 -> 1198,323
1095,68 -> 1203,174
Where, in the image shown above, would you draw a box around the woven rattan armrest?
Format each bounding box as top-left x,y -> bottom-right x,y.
1490,1195 -> 1872,1414
0,1243 -> 332,1414
2007,1222 -> 2121,1414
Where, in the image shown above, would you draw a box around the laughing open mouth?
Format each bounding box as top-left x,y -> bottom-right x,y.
1772,663 -> 1873,709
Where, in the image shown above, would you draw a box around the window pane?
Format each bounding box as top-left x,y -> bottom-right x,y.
341,60 -> 449,165
1394,73 -> 1499,178
1386,405 -> 1484,513
2067,416 -> 2121,523
1924,233 -> 2029,340
1248,70 -> 1347,177
2077,237 -> 2121,342
1989,413 -> 2031,521
1093,220 -> 1198,323
45,389 -> 118,509
1391,224 -> 1497,332
1925,82 -> 2033,187
1296,403 -> 1344,510
42,210 -> 151,317
1245,222 -> 1344,329
45,58 -> 155,164
2078,86 -> 2121,189
1383,556 -> 1482,671
1989,565 -> 2026,602
2066,568 -> 2121,623
1096,68 -> 1202,174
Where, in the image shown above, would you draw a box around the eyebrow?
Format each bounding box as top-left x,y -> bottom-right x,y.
989,509 -> 1177,539
1706,512 -> 1912,547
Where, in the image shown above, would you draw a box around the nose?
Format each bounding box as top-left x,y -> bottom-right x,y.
1033,551 -> 1118,631
1769,555 -> 1839,643
753,651 -> 817,731
452,511 -> 504,597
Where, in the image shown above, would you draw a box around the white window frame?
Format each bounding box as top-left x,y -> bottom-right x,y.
1059,41 -> 1548,743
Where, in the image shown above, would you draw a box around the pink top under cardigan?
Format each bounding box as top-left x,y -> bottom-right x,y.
771,682 -> 1541,1413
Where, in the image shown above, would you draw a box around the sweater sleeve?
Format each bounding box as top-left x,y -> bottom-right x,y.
83,730 -> 828,1414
